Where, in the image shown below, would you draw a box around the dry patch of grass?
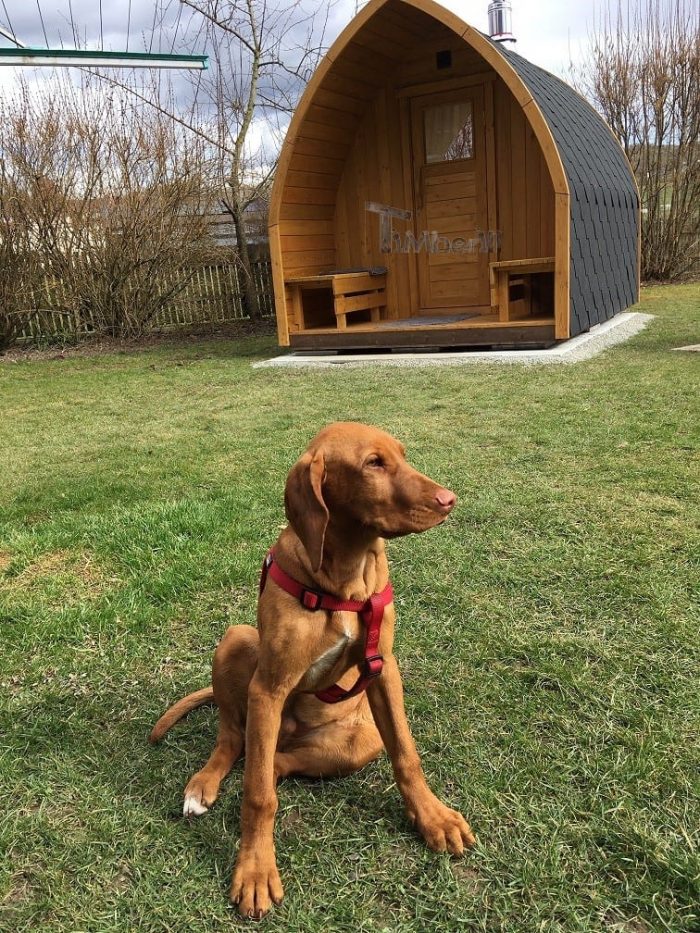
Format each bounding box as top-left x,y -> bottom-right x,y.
0,871 -> 35,931
602,910 -> 652,933
1,871 -> 33,906
2,549 -> 116,603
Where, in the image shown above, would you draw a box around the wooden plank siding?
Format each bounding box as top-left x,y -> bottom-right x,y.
333,83 -> 418,321
493,81 -> 555,262
290,322 -> 556,350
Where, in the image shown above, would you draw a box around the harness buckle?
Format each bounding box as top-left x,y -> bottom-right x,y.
300,587 -> 324,611
363,654 -> 384,679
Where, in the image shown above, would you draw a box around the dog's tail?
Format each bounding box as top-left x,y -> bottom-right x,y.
149,687 -> 215,744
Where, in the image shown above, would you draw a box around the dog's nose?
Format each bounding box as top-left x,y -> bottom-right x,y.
435,488 -> 457,511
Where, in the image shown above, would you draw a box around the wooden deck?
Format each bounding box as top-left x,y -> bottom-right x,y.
289,312 -> 556,350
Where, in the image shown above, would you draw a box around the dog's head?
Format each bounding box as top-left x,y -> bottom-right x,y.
284,422 -> 456,571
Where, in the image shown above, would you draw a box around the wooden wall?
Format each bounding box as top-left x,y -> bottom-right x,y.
334,87 -> 417,319
274,0 -> 430,306
333,19 -> 496,321
493,82 -> 555,263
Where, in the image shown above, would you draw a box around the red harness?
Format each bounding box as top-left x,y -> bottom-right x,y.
259,550 -> 393,704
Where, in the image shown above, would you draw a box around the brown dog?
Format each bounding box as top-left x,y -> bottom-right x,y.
150,422 -> 474,918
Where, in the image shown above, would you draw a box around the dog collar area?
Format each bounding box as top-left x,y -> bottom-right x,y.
259,550 -> 393,704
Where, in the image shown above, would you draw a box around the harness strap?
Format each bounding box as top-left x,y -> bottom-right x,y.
259,550 -> 393,704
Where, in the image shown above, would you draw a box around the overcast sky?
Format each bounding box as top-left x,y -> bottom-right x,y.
0,0 -> 600,80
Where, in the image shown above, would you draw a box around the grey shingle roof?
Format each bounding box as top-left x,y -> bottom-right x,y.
491,44 -> 639,336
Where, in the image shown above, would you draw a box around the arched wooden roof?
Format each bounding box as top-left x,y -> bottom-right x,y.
270,0 -> 569,222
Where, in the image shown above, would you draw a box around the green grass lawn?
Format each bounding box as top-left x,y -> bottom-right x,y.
1,284 -> 698,932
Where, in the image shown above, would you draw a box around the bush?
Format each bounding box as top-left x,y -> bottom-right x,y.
0,80 -> 212,345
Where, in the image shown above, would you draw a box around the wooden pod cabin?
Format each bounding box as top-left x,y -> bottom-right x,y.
269,0 -> 640,351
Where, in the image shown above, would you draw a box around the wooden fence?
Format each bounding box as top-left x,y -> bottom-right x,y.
155,257 -> 274,328
15,258 -> 274,343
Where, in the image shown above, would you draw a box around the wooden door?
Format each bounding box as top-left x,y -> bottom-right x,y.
410,86 -> 490,310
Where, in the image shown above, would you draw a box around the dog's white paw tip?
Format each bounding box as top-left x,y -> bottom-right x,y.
183,795 -> 208,817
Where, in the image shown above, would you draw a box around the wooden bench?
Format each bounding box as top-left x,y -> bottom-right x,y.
489,257 -> 555,322
286,269 -> 387,331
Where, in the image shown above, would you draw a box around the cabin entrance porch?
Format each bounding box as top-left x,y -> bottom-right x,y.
276,69 -> 557,350
267,0 -> 588,351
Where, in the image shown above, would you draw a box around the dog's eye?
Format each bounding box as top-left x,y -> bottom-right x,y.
365,455 -> 384,469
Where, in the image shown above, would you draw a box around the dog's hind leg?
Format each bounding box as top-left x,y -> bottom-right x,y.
183,625 -> 259,817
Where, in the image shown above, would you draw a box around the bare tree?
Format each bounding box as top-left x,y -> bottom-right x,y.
572,0 -> 700,280
176,0 -> 334,319
86,0 -> 334,320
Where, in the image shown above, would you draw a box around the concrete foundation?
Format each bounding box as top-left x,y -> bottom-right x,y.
254,312 -> 654,369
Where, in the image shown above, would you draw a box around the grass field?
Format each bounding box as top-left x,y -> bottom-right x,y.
1,284 -> 698,932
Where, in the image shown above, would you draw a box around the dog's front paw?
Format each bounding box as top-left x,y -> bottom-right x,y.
230,848 -> 284,919
409,796 -> 476,856
183,793 -> 209,817
182,773 -> 219,817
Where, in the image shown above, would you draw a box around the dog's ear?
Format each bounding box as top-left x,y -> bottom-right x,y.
284,450 -> 329,572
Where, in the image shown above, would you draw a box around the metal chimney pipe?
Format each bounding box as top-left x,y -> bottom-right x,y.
488,0 -> 516,44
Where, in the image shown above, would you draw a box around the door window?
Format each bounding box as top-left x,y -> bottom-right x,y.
424,100 -> 473,163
